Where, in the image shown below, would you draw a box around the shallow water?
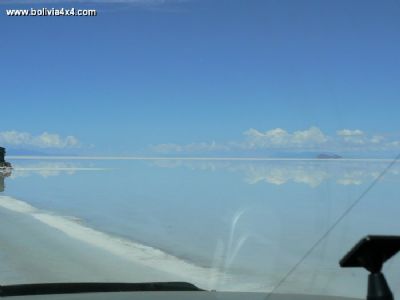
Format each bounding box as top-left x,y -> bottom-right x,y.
1,158 -> 400,297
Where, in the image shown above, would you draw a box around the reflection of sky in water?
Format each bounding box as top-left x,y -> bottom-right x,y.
1,159 -> 400,297
152,159 -> 400,187
10,162 -> 108,178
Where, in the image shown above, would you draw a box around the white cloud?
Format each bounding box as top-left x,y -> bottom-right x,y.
150,141 -> 230,154
387,141 -> 400,147
150,143 -> 183,153
370,135 -> 385,144
336,130 -> 400,151
150,127 -> 400,155
336,129 -> 364,137
244,128 -> 289,148
292,127 -> 328,145
336,129 -> 366,145
0,131 -> 80,149
244,126 -> 328,149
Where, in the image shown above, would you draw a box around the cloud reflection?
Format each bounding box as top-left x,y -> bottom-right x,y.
151,159 -> 400,187
11,162 -> 107,179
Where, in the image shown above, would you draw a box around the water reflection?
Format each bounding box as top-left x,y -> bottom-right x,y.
9,162 -> 107,179
151,159 -> 400,187
0,168 -> 12,192
2,158 -> 399,296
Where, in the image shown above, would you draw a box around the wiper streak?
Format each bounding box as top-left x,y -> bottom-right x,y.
0,282 -> 204,297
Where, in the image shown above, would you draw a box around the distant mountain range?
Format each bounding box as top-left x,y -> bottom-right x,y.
265,151 -> 344,159
3,147 -> 396,159
316,153 -> 343,159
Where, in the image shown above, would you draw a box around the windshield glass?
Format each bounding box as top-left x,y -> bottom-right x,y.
1,0 -> 400,299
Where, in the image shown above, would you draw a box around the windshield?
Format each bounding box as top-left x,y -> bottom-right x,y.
1,0 -> 400,299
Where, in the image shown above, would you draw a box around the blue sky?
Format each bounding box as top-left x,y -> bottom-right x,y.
1,0 -> 400,156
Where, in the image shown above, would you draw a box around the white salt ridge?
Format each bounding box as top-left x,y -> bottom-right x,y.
0,196 -> 265,291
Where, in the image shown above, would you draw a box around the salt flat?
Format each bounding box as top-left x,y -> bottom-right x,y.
0,199 -> 190,286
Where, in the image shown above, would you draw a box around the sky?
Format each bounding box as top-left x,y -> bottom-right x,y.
1,0 -> 400,156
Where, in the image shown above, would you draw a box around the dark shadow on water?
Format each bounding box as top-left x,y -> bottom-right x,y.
0,146 -> 12,192
0,168 -> 12,193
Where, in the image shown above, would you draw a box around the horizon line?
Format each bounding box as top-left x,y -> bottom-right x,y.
7,155 -> 398,162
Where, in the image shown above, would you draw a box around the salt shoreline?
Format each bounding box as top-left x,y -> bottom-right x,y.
0,196 -> 266,292
0,195 -> 373,298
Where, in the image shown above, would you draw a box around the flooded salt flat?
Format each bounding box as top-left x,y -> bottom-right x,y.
1,158 -> 400,297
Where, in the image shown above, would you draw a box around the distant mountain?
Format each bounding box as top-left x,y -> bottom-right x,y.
253,151 -> 343,159
316,153 -> 342,159
146,150 -> 347,159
